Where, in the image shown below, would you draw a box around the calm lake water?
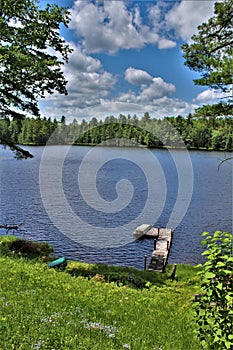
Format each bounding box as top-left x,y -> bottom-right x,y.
0,145 -> 232,269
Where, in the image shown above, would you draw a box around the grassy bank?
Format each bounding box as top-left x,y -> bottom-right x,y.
0,236 -> 202,350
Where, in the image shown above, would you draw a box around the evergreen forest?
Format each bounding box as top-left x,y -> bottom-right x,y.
0,108 -> 232,151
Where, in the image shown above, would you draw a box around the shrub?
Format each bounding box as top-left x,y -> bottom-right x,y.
0,236 -> 54,259
194,231 -> 233,349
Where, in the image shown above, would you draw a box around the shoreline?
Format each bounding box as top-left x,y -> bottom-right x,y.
14,142 -> 232,152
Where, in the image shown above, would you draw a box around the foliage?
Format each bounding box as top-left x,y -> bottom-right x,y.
193,103 -> 233,119
194,231 -> 233,350
0,235 -> 54,258
182,0 -> 233,94
0,0 -> 71,118
0,112 -> 232,151
0,254 -> 201,349
0,0 -> 72,157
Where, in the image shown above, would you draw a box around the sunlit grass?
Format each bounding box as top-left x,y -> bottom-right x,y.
0,249 -> 203,350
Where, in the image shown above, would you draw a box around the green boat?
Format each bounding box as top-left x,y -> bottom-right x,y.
48,257 -> 67,268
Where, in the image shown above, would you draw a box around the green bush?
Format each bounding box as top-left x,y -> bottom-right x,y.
194,231 -> 233,349
0,236 -> 54,259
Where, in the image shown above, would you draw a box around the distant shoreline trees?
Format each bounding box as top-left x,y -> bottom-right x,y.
0,0 -> 232,155
0,111 -> 232,151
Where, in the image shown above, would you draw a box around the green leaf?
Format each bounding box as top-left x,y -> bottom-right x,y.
202,251 -> 211,256
202,232 -> 210,237
225,341 -> 232,349
222,270 -> 233,275
204,272 -> 216,279
225,295 -> 233,302
195,264 -> 203,269
216,282 -> 223,290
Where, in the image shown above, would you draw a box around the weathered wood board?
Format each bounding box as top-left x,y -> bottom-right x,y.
133,226 -> 173,271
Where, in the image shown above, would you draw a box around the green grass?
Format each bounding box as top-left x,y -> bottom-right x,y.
0,236 -> 202,350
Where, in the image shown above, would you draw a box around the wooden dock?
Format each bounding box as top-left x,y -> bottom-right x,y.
133,226 -> 173,272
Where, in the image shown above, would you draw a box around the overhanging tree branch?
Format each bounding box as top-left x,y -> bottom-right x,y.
0,0 -> 72,158
0,135 -> 34,159
182,0 -> 233,96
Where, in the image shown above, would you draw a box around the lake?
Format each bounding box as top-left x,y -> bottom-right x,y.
0,145 -> 232,269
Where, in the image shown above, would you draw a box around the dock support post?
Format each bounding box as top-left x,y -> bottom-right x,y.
162,257 -> 166,272
167,241 -> 169,250
144,255 -> 147,270
154,239 -> 157,250
158,227 -> 160,238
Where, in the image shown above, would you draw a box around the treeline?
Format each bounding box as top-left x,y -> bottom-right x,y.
0,112 -> 232,150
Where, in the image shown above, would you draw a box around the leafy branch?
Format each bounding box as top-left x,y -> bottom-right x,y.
194,231 -> 233,349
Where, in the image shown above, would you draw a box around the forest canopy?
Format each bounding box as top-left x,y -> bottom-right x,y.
0,112 -> 232,152
0,0 -> 232,157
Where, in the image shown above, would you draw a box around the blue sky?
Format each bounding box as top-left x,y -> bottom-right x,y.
38,0 -> 225,122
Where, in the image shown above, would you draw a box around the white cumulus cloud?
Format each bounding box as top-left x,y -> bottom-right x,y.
114,75 -> 177,113
124,68 -> 176,100
69,0 -> 177,53
70,1 -> 143,53
42,42 -> 117,111
70,0 -> 214,53
68,43 -> 102,73
38,1 -> 217,122
139,77 -> 176,101
125,68 -> 153,86
158,38 -> 176,49
194,89 -> 228,104
165,0 -> 215,41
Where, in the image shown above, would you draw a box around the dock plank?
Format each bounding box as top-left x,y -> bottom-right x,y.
133,225 -> 173,272
148,228 -> 173,271
144,227 -> 159,238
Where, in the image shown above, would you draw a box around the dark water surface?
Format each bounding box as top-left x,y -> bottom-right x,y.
0,145 -> 232,269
